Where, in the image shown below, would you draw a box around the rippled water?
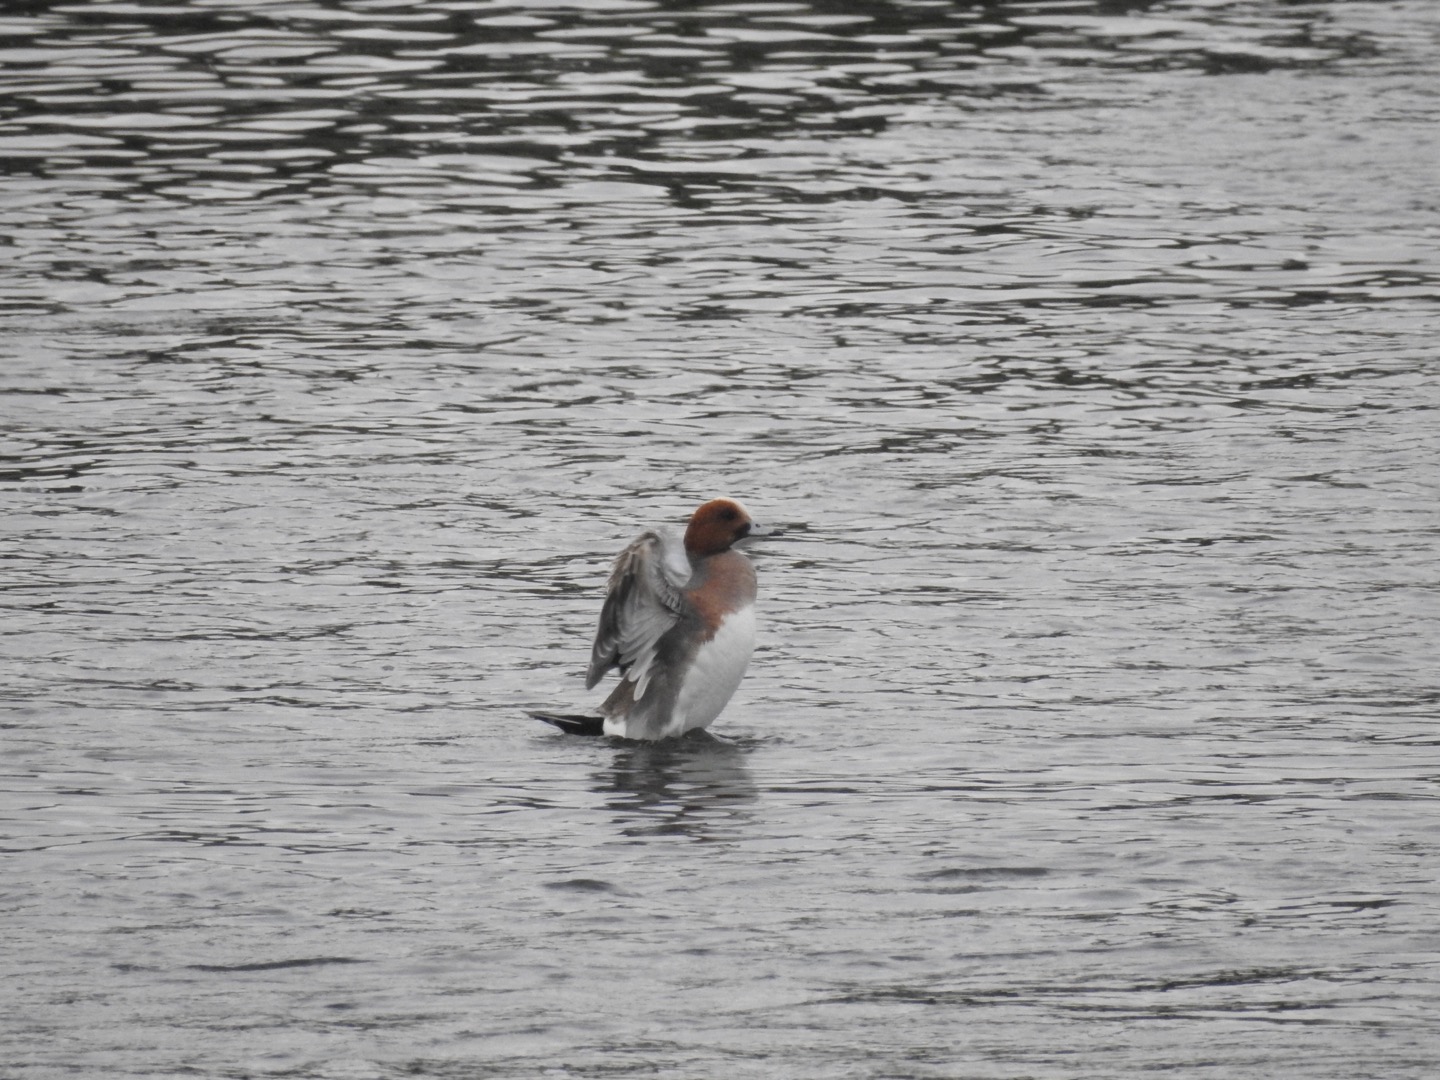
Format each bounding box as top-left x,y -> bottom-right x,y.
4,0 -> 1440,1077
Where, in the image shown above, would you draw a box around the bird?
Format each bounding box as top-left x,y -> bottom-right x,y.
532,498 -> 776,740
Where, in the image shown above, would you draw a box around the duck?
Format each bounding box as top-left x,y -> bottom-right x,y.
533,498 -> 776,740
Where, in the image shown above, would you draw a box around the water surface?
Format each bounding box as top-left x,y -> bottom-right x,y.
3,1 -> 1439,1077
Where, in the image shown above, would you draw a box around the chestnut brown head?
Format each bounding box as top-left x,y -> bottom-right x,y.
683,498 -> 756,557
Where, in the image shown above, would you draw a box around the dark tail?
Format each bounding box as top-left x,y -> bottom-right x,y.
530,712 -> 607,737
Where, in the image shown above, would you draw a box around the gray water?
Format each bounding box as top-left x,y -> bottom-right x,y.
3,0 -> 1439,1076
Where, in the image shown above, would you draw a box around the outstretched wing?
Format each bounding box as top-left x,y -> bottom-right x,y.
587,530 -> 689,700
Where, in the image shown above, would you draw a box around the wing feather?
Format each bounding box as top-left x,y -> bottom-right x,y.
586,530 -> 689,698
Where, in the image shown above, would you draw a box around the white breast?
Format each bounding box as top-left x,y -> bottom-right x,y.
670,606 -> 756,737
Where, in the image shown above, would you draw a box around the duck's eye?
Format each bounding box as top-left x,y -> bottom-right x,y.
720,508 -> 737,520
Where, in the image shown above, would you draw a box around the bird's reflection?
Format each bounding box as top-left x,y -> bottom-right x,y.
596,732 -> 758,839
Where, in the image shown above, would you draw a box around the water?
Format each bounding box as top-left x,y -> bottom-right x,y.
3,0 -> 1439,1076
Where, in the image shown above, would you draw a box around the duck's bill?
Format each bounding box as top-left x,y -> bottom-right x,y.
740,522 -> 784,540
